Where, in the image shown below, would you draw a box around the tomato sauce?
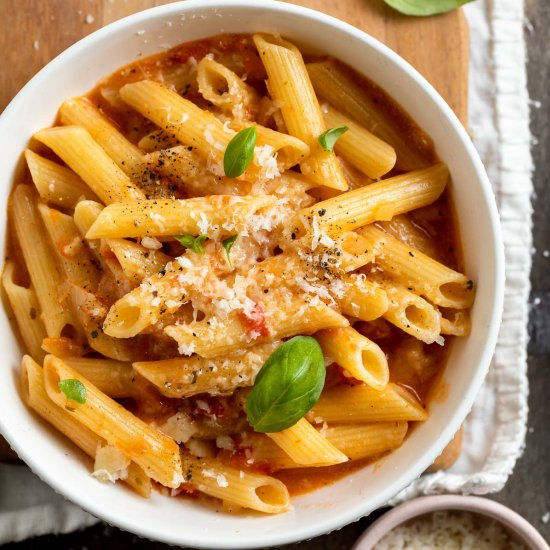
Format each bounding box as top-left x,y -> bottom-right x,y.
9,33 -> 467,502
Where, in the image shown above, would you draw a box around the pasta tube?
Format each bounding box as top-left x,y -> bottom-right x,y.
299,164 -> 449,234
2,262 -> 46,362
309,383 -> 428,422
59,97 -> 144,175
165,290 -> 349,358
267,418 -> 348,466
11,185 -> 73,337
34,126 -> 144,204
322,104 -> 396,178
43,355 -> 183,488
357,224 -> 475,309
25,149 -> 98,208
307,60 -> 431,171
133,341 -> 280,398
253,34 -> 348,191
315,327 -> 389,390
86,195 -> 277,239
246,421 -> 408,468
180,454 -> 289,514
21,355 -> 151,497
382,282 -> 443,345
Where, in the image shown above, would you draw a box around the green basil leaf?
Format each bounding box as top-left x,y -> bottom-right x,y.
222,234 -> 238,267
224,126 -> 257,177
58,379 -> 87,404
246,336 -> 325,433
174,234 -> 208,254
384,0 -> 474,16
318,126 -> 348,152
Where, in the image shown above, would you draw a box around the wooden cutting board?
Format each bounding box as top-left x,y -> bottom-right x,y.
0,0 -> 468,461
0,0 -> 468,120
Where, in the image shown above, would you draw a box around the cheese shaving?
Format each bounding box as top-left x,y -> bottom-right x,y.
141,236 -> 162,250
92,443 -> 129,483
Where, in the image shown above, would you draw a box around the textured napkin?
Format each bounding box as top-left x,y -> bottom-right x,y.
0,0 -> 532,543
392,0 -> 532,502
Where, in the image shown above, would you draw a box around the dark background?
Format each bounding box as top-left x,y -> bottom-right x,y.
3,0 -> 549,548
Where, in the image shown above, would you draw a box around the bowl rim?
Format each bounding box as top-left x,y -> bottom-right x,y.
352,495 -> 550,549
0,0 -> 505,548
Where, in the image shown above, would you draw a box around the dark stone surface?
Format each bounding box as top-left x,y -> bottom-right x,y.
3,2 -> 549,548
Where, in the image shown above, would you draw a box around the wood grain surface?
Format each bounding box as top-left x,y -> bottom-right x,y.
0,0 -> 468,120
0,0 -> 468,464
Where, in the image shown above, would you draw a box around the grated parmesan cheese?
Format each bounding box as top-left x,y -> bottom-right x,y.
196,211 -> 210,235
216,435 -> 235,450
62,236 -> 83,258
204,124 -> 225,152
254,144 -> 280,180
202,468 -> 229,488
374,511 -> 526,550
141,236 -> 162,250
158,412 -> 196,444
91,443 -> 129,483
178,343 -> 196,356
295,276 -> 335,304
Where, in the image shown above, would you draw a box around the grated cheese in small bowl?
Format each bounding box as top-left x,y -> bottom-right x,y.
374,511 -> 526,550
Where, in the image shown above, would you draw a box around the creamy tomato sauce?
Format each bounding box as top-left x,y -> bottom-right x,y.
10,34 -> 467,503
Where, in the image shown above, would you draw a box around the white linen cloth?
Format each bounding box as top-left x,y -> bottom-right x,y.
0,0 -> 532,543
391,0 -> 532,502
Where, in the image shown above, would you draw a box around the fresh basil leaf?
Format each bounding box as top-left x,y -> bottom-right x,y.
246,336 -> 325,433
58,379 -> 87,404
384,0 -> 474,16
174,234 -> 208,254
222,235 -> 238,267
318,126 -> 348,152
223,126 -> 257,177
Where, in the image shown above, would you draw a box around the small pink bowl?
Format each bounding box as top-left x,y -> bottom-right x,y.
353,495 -> 549,550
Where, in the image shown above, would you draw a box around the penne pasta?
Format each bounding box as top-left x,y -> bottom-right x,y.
102,251 -> 215,338
440,309 -> 471,336
43,355 -> 183,488
38,203 -> 99,291
245,421 -> 408,468
105,238 -> 171,282
62,357 -> 138,399
338,275 -> 389,321
253,34 -> 348,191
133,341 -> 280,398
164,290 -> 349,358
34,126 -> 145,204
315,327 -> 389,390
180,454 -> 289,514
11,185 -> 74,337
120,79 -> 234,174
357,224 -> 475,309
86,195 -> 277,239
322,104 -> 396,178
309,383 -> 428,423
197,57 -> 257,119
21,355 -> 151,497
267,418 -> 348,466
2,262 -> 47,362
59,97 -> 144,175
25,149 -> 98,208
299,164 -> 449,234
307,60 -> 432,172
319,422 -> 408,461
382,281 -> 443,345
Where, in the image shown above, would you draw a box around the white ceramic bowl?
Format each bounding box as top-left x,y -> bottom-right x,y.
0,1 -> 504,548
